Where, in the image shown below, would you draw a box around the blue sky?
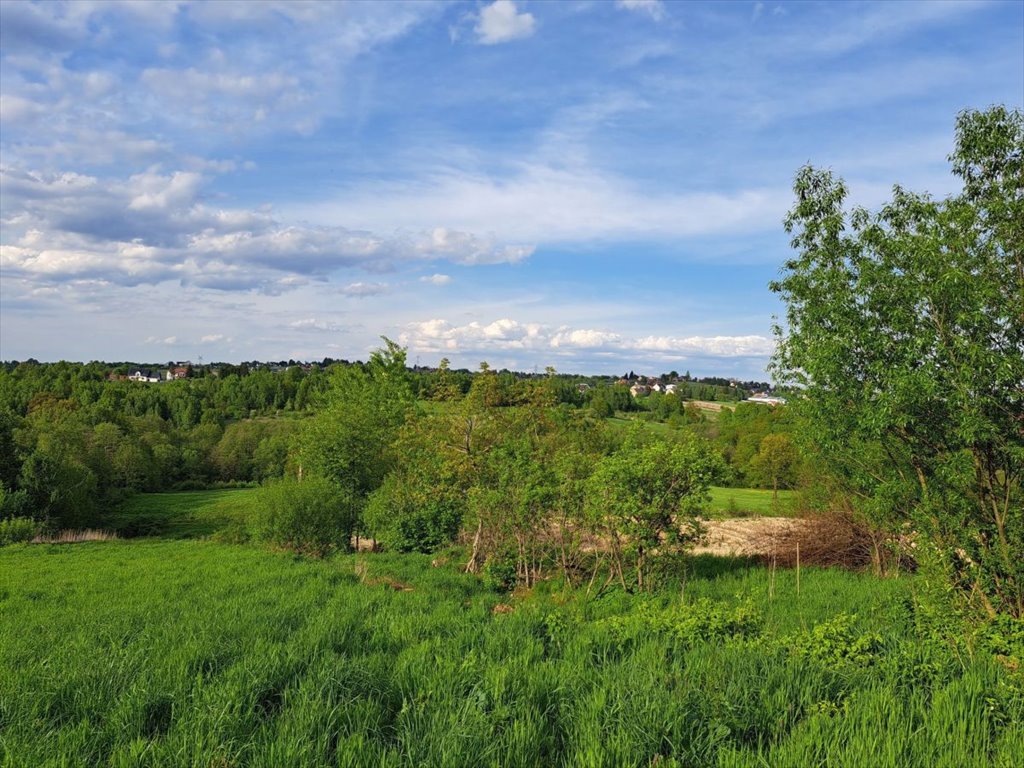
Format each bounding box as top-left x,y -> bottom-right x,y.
1,0 -> 1021,378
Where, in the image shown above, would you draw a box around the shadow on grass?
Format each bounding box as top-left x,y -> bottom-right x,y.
685,553 -> 761,580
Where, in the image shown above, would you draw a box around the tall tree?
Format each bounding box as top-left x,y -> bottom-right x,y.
771,106 -> 1023,616
298,338 -> 414,500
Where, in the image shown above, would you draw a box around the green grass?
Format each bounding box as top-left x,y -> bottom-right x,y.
1,538 -> 1021,767
707,486 -> 799,518
107,489 -> 259,538
606,415 -> 680,436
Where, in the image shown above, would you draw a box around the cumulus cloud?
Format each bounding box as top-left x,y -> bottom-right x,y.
616,0 -> 667,22
634,334 -> 775,357
475,1 -> 536,45
421,273 -> 452,285
0,166 -> 536,292
401,318 -> 774,360
200,334 -> 228,343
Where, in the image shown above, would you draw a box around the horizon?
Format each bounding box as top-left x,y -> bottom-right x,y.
2,0 -> 1022,379
0,355 -> 773,384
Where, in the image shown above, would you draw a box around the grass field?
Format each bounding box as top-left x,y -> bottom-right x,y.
707,486 -> 799,518
2,532 -> 1022,767
107,489 -> 259,538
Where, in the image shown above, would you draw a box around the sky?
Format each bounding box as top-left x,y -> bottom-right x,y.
1,0 -> 1022,378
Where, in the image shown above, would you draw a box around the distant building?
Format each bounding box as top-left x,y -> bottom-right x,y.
166,366 -> 189,380
128,370 -> 160,383
630,384 -> 651,398
746,393 -> 787,406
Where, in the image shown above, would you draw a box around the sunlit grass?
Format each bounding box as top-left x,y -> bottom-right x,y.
707,486 -> 799,518
2,540 -> 1020,767
108,489 -> 259,538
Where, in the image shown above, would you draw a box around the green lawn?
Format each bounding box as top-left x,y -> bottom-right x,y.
107,488 -> 259,538
1,537 -> 1021,767
707,486 -> 799,518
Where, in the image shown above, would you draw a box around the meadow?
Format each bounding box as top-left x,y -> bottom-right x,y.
706,486 -> 798,518
106,489 -> 259,539
1,500 -> 1021,767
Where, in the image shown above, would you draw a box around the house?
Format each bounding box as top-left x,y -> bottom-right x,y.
664,383 -> 677,394
650,383 -> 664,393
630,384 -> 651,398
128,370 -> 161,383
166,366 -> 189,380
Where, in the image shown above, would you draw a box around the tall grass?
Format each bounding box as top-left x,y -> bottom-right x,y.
1,541 -> 1020,767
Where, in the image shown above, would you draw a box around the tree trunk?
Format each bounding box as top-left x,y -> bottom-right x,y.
465,519 -> 483,573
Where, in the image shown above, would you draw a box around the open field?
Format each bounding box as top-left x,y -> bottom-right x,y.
707,486 -> 799,518
2,536 -> 1022,767
107,489 -> 259,538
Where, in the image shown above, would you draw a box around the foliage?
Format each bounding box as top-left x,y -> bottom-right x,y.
771,106 -> 1024,616
586,425 -> 726,589
788,613 -> 883,667
252,476 -> 357,555
0,515 -> 38,545
748,433 -> 800,500
363,454 -> 464,553
297,338 -> 414,503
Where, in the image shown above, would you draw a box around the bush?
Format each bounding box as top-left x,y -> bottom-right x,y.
0,516 -> 39,546
251,476 -> 357,555
0,481 -> 30,518
363,471 -> 463,553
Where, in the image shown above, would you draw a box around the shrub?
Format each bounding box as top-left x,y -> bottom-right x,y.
252,476 -> 357,556
0,516 -> 39,546
363,470 -> 463,553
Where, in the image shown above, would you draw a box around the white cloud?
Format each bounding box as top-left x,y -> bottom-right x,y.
401,317 -> 774,360
289,318 -> 346,333
340,281 -> 389,297
421,273 -> 452,285
634,334 -> 775,357
475,1 -> 536,45
300,163 -> 785,245
200,334 -> 228,343
550,329 -> 622,348
145,335 -> 178,345
0,165 -> 535,292
616,0 -> 666,22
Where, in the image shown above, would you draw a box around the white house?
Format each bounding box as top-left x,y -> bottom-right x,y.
128,370 -> 161,383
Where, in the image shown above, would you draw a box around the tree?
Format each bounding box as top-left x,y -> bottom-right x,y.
748,433 -> 799,501
770,106 -> 1023,616
363,416 -> 467,553
298,338 -> 414,502
586,427 -> 724,590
